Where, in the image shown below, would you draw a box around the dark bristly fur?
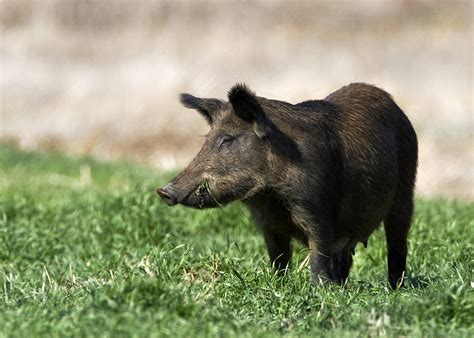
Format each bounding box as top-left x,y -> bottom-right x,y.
157,82 -> 418,289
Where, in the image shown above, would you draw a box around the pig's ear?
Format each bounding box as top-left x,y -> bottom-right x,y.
180,93 -> 225,125
228,84 -> 271,138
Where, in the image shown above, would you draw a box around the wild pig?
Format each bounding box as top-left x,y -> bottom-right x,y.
157,83 -> 418,289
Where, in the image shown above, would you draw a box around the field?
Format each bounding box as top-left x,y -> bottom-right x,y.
0,145 -> 473,337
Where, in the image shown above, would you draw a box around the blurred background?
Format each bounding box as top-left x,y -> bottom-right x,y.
0,0 -> 472,199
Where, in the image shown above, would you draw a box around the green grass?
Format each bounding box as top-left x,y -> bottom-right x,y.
0,145 -> 473,337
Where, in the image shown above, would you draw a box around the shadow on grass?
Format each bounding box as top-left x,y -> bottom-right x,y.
348,273 -> 435,291
404,275 -> 436,290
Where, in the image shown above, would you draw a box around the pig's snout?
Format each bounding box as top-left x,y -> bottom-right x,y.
157,184 -> 178,206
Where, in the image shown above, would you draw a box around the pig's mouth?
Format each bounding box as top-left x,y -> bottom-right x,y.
157,181 -> 222,209
195,182 -> 223,208
183,182 -> 222,209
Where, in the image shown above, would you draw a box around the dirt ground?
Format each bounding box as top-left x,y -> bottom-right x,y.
1,0 -> 473,199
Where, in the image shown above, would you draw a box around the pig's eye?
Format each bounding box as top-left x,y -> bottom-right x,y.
218,135 -> 235,149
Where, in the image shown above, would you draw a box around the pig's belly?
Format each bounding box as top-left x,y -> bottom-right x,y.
333,191 -> 395,250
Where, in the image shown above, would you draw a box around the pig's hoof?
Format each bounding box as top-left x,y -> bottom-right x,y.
311,274 -> 332,286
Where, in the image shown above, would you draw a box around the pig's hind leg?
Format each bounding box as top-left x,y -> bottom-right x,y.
383,188 -> 414,289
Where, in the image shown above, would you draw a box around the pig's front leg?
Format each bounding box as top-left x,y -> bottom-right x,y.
308,237 -> 332,285
246,197 -> 293,273
291,205 -> 334,285
262,229 -> 292,272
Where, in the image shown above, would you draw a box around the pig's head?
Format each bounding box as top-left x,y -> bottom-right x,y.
157,84 -> 272,208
